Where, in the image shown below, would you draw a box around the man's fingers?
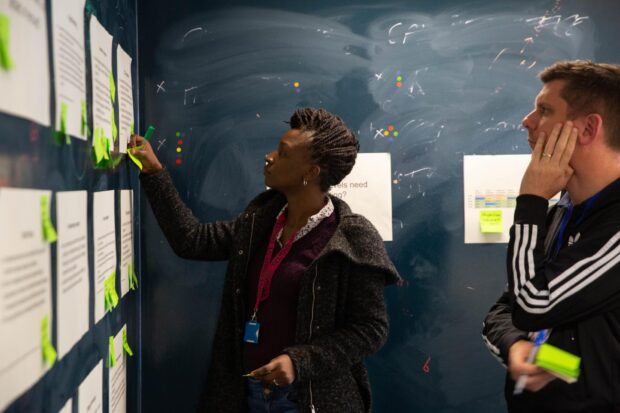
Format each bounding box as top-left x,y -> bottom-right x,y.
532,131 -> 546,161
542,123 -> 563,158
559,127 -> 578,165
551,122 -> 574,162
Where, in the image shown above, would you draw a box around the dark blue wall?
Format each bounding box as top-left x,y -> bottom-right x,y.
0,0 -> 140,412
137,1 -> 620,412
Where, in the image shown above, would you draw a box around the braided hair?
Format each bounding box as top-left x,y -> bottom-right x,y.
289,108 -> 359,192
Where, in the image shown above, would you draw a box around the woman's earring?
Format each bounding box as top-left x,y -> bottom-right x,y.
303,179 -> 308,186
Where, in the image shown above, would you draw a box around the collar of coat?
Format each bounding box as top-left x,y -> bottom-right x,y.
243,189 -> 402,286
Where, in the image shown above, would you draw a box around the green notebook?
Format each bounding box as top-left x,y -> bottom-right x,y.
535,343 -> 581,383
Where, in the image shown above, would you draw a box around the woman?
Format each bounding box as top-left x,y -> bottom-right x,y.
130,108 -> 400,413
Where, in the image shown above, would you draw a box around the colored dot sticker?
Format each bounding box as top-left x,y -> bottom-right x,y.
176,159 -> 182,165
176,147 -> 182,153
176,131 -> 180,137
293,82 -> 300,88
381,125 -> 400,140
177,139 -> 183,145
396,76 -> 403,82
396,82 -> 403,88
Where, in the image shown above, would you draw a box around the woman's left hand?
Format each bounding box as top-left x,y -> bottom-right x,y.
249,354 -> 296,386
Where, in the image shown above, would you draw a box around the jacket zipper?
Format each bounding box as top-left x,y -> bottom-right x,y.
308,265 -> 318,413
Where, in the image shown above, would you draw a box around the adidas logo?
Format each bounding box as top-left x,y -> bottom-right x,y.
568,233 -> 581,246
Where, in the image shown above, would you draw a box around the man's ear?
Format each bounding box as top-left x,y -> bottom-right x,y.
579,113 -> 603,145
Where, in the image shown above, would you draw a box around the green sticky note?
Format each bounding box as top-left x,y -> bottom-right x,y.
108,336 -> 116,368
144,125 -> 155,140
0,14 -> 14,70
104,272 -> 119,311
128,262 -> 138,290
122,329 -> 133,356
40,315 -> 57,367
81,100 -> 88,136
480,210 -> 503,233
535,343 -> 581,380
127,148 -> 143,170
93,129 -> 112,167
40,196 -> 57,243
109,71 -> 116,103
111,111 -> 118,141
60,102 -> 70,144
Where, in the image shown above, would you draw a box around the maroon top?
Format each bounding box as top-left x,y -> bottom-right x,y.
243,212 -> 338,371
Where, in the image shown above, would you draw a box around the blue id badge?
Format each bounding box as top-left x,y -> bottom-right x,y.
244,320 -> 260,344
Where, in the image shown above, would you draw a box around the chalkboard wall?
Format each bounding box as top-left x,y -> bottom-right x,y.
137,0 -> 620,412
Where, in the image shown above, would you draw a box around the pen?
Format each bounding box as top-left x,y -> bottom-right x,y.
513,329 -> 550,395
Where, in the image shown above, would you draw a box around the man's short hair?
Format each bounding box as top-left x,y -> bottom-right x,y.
539,60 -> 620,149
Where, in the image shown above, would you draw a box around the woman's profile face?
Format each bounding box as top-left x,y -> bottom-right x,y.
264,129 -> 315,191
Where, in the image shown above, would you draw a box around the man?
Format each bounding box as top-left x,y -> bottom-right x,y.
482,60 -> 620,412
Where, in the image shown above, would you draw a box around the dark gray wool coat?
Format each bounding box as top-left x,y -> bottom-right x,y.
140,169 -> 402,413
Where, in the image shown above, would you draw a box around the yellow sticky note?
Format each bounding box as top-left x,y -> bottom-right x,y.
40,315 -> 57,367
81,100 -> 88,136
109,71 -> 116,103
480,210 -> 503,233
0,14 -> 14,70
123,329 -> 133,356
40,195 -> 57,243
128,263 -> 138,290
108,336 -> 116,368
128,148 -> 143,170
104,272 -> 119,311
111,111 -> 118,141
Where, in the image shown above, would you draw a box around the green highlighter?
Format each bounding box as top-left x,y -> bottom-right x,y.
144,125 -> 155,140
535,343 -> 581,383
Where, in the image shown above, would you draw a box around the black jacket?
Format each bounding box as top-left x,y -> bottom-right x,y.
141,170 -> 401,413
483,179 -> 620,412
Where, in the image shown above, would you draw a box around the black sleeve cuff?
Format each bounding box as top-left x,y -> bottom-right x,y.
514,194 -> 548,226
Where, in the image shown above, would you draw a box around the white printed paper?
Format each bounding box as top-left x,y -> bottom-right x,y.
0,0 -> 51,126
93,190 -> 116,323
330,153 -> 393,241
108,326 -> 127,413
89,16 -> 113,146
118,190 -> 133,297
78,361 -> 103,413
462,154 -> 562,243
59,397 -> 72,413
0,188 -> 52,411
56,191 -> 89,358
51,0 -> 87,140
116,46 -> 133,153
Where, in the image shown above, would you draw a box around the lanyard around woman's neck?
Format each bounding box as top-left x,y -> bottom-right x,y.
251,212 -> 298,319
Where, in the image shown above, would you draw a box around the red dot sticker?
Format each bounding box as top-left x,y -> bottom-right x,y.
177,139 -> 183,145
176,159 -> 182,165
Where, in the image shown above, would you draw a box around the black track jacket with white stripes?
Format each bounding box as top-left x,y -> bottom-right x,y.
483,178 -> 620,412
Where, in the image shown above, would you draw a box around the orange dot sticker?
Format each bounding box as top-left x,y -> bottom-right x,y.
293,82 -> 300,88
387,125 -> 395,132
396,82 -> 403,88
